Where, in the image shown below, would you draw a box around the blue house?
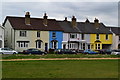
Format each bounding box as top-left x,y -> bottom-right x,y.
49,31 -> 63,49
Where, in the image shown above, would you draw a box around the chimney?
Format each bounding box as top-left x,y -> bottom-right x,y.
64,17 -> 67,21
25,12 -> 30,25
43,13 -> 48,26
71,16 -> 77,28
85,18 -> 90,23
94,18 -> 99,29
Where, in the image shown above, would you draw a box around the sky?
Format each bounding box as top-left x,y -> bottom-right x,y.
1,0 -> 120,27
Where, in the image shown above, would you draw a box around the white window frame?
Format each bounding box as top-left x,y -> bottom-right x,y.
37,31 -> 40,37
20,31 -> 27,37
18,42 -> 29,48
70,33 -> 77,39
96,34 -> 100,40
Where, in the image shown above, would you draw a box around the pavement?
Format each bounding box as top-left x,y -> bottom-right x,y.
1,58 -> 120,61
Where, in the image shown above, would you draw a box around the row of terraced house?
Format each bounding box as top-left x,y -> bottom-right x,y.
0,12 -> 120,52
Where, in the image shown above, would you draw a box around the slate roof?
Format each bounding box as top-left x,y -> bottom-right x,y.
58,21 -> 112,34
107,27 -> 120,35
57,21 -> 81,33
3,16 -> 63,31
77,22 -> 112,34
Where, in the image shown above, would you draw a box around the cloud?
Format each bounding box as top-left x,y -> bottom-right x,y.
1,2 -> 118,27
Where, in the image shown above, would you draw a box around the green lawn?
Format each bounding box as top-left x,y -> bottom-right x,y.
2,54 -> 120,59
2,60 -> 119,78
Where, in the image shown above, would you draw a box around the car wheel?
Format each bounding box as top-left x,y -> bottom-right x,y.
13,52 -> 16,54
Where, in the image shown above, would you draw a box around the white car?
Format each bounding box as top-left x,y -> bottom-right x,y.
111,50 -> 120,55
0,48 -> 18,54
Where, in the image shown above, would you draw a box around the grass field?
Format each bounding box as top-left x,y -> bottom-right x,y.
2,60 -> 119,78
2,54 -> 120,59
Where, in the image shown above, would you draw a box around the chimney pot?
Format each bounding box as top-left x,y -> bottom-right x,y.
43,13 -> 48,26
25,12 -> 30,25
71,16 -> 77,28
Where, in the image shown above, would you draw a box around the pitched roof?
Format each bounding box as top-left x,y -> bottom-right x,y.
107,27 -> 120,35
57,21 -> 112,34
57,21 -> 81,33
3,16 -> 63,31
77,22 -> 112,34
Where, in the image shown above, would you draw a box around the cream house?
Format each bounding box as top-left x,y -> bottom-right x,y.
0,25 -> 4,48
3,12 -> 63,52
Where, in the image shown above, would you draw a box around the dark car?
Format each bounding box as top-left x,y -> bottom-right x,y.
23,48 -> 47,55
55,49 -> 77,54
98,49 -> 112,54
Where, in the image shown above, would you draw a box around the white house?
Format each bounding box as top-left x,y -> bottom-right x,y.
0,25 -> 4,48
108,27 -> 120,49
58,17 -> 91,50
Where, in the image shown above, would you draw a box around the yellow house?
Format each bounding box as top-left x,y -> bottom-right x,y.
90,34 -> 112,50
89,18 -> 113,50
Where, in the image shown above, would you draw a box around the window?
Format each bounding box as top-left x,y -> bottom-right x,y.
88,44 -> 90,49
81,34 -> 84,40
70,33 -> 77,39
52,42 -> 57,49
36,40 -> 42,48
37,31 -> 40,37
17,41 -> 29,48
20,31 -> 27,37
96,44 -> 100,50
98,44 -> 100,49
106,34 -> 109,40
96,34 -> 99,40
83,43 -> 85,50
52,32 -> 56,38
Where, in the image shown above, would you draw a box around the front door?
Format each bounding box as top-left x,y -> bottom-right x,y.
45,43 -> 48,52
63,44 -> 66,49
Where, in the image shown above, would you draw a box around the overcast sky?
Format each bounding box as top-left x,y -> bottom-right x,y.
1,0 -> 120,27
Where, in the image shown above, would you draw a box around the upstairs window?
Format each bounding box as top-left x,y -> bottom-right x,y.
96,34 -> 99,40
52,32 -> 56,38
37,31 -> 40,37
106,34 -> 109,40
81,34 -> 84,40
70,33 -> 77,39
20,31 -> 27,37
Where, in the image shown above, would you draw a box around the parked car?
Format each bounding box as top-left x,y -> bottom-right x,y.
55,49 -> 77,54
0,48 -> 18,54
111,50 -> 120,55
98,49 -> 112,54
83,49 -> 98,54
22,48 -> 47,55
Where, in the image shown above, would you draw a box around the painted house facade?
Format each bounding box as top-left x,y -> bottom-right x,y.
0,25 -> 4,48
107,27 -> 120,49
49,31 -> 63,49
58,17 -> 112,50
3,12 -> 63,52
